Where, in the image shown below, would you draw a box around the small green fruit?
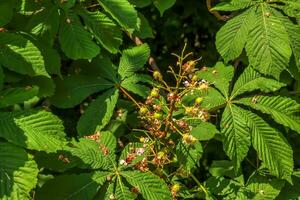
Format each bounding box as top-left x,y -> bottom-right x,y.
153,112 -> 162,119
195,97 -> 203,104
150,88 -> 159,98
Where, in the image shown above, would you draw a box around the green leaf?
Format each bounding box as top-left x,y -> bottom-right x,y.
277,12 -> 300,73
209,160 -> 235,177
245,4 -> 292,79
191,122 -> 220,141
134,13 -> 154,39
122,171 -> 173,200
0,0 -> 15,26
97,0 -> 138,33
0,86 -> 39,108
118,44 -> 150,79
0,65 -> 3,90
77,9 -> 123,54
196,62 -> 234,97
59,12 -> 100,60
20,76 -> 55,97
128,0 -> 152,7
221,105 -> 250,169
26,4 -> 60,40
50,74 -> 113,108
277,171 -> 300,200
0,110 -> 66,152
176,141 -> 203,172
245,173 -> 285,200
77,88 -> 119,136
153,0 -> 176,16
212,0 -> 253,11
0,142 -> 38,200
182,87 -> 226,110
36,172 -> 108,200
216,7 -> 255,62
243,109 -> 293,181
0,32 -> 48,77
281,0 -> 300,19
68,138 -> 113,170
231,66 -> 286,98
238,95 -> 300,133
115,176 -> 135,200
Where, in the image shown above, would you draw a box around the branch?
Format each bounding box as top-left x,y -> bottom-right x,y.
126,32 -> 161,72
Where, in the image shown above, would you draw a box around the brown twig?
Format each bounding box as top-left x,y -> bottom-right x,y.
126,32 -> 161,72
206,0 -> 229,21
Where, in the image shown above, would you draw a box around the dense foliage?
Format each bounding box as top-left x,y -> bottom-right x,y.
0,0 -> 299,199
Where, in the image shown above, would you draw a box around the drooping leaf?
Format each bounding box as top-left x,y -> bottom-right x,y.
231,66 -> 285,98
36,172 -> 109,200
0,110 -> 66,152
0,86 -> 39,108
221,104 -> 250,169
153,0 -> 176,16
245,4 -> 292,79
0,142 -> 39,200
216,7 -> 255,62
238,95 -> 300,133
209,160 -> 235,178
243,109 -> 293,181
77,88 -> 119,136
0,32 -> 48,77
97,0 -> 138,33
77,9 -> 123,54
118,44 -> 150,79
122,171 -> 173,200
58,12 -> 100,60
50,74 -> 113,108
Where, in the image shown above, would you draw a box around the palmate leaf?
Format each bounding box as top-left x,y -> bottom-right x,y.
134,13 -> 154,39
152,0 -> 176,16
191,122 -> 220,141
238,95 -> 300,133
0,110 -> 66,152
97,0 -> 138,33
0,32 -> 48,77
277,171 -> 300,199
216,7 -> 255,62
59,12 -> 100,60
118,44 -> 150,79
196,62 -> 233,97
35,172 -> 109,200
0,86 -> 39,108
245,4 -> 292,79
0,142 -> 38,200
281,0 -> 300,19
243,109 -> 293,181
231,66 -> 285,98
221,104 -> 250,169
122,171 -> 172,200
50,74 -> 113,108
77,88 -> 119,136
77,9 -> 122,54
245,173 -> 285,200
